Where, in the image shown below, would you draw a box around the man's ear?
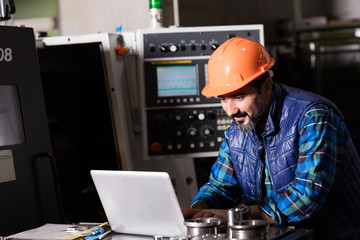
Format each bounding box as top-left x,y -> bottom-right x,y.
263,77 -> 273,95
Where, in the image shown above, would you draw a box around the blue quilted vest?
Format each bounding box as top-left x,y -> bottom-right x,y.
228,83 -> 360,239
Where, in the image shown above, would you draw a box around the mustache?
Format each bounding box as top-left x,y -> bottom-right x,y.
231,111 -> 248,118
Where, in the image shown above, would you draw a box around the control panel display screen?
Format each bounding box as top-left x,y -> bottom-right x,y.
157,65 -> 198,97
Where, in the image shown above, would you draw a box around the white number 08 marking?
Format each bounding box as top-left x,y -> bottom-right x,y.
0,48 -> 13,62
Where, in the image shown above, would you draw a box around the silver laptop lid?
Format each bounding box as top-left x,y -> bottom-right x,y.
90,170 -> 187,237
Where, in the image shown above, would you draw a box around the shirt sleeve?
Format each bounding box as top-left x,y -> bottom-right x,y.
260,104 -> 349,224
191,128 -> 243,209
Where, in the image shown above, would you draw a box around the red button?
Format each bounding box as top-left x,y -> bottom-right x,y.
151,142 -> 162,153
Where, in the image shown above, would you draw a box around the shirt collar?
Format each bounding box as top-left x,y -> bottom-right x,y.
263,83 -> 284,137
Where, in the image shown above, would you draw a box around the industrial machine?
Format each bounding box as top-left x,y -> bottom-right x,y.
136,25 -> 264,159
0,25 -> 60,235
0,23 -> 266,229
31,25 -> 265,213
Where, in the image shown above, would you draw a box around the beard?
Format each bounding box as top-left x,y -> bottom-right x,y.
232,93 -> 267,133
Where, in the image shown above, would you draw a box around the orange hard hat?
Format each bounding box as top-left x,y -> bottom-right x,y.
202,37 -> 275,97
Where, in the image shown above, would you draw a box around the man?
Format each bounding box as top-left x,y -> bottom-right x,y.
182,37 -> 360,239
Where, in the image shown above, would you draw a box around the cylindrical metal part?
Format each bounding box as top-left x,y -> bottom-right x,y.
184,218 -> 222,238
227,220 -> 269,240
226,207 -> 242,237
226,207 -> 242,226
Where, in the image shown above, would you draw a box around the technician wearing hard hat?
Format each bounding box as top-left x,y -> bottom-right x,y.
182,37 -> 360,239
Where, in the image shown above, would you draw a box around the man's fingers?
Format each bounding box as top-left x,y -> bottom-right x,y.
182,208 -> 200,219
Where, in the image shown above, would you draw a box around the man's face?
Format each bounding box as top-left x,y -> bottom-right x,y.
219,85 -> 268,132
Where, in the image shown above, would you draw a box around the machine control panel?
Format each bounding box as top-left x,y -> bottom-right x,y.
143,30 -> 260,58
138,25 -> 264,158
147,107 -> 232,156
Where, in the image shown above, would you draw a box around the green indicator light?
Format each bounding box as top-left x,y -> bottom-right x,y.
149,0 -> 162,9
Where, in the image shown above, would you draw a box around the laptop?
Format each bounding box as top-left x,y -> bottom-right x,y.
90,170 -> 187,237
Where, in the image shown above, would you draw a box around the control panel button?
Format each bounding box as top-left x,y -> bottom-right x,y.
169,45 -> 178,52
175,114 -> 182,121
180,44 -> 186,51
151,142 -> 162,153
198,113 -> 206,120
150,45 -> 156,52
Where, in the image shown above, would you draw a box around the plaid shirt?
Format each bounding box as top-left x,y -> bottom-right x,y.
192,104 -> 348,224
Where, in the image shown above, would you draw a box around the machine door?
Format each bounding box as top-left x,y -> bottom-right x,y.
0,26 -> 60,235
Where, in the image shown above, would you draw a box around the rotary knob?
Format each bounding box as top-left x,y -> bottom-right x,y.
200,125 -> 214,137
188,113 -> 197,120
160,45 -> 169,52
203,128 -> 211,136
187,128 -> 197,136
211,43 -> 219,50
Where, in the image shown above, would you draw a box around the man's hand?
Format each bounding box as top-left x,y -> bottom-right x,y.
182,201 -> 276,225
249,205 -> 277,225
182,208 -> 227,223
